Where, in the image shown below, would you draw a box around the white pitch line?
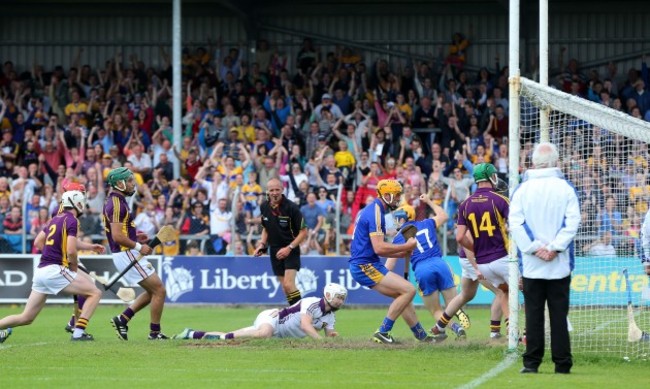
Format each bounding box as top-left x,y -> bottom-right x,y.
455,311 -> 628,389
456,354 -> 518,389
0,341 -> 50,350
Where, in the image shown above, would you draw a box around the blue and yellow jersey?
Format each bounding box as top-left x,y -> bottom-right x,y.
39,210 -> 79,268
392,219 -> 442,267
102,191 -> 137,253
457,187 -> 509,264
242,183 -> 263,203
349,198 -> 387,265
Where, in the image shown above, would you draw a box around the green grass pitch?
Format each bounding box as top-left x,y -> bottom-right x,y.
0,304 -> 648,388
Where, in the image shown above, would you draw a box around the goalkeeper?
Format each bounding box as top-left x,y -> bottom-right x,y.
173,284 -> 347,340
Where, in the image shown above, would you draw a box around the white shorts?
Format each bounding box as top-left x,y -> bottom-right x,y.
112,250 -> 156,286
477,256 -> 509,288
459,257 -> 479,281
253,309 -> 280,336
32,265 -> 76,295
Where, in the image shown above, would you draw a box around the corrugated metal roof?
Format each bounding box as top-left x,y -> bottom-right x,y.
0,5 -> 648,76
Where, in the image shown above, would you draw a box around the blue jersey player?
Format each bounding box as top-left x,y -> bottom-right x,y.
0,191 -> 102,343
387,196 -> 469,340
349,179 -> 429,344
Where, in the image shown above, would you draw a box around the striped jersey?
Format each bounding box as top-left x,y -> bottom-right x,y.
102,191 -> 137,253
457,187 -> 509,264
39,210 -> 79,268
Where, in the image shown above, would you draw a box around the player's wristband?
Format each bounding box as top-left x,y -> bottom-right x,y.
134,242 -> 143,252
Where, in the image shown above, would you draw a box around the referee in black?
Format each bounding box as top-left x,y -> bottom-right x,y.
254,178 -> 308,305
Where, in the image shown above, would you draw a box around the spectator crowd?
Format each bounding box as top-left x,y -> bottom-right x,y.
0,35 -> 648,257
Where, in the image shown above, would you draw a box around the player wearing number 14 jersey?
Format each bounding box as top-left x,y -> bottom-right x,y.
432,163 -> 510,340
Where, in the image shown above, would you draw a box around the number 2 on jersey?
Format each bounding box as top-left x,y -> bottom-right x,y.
45,225 -> 57,246
466,211 -> 496,238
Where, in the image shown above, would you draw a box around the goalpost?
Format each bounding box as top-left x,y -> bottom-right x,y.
512,77 -> 650,359
508,0 -> 650,359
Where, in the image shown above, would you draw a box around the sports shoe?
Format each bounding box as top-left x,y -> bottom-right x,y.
71,333 -> 95,341
490,332 -> 503,339
172,328 -> 193,340
455,309 -> 471,329
64,324 -> 74,334
110,316 -> 129,341
204,334 -> 221,340
0,328 -> 12,343
430,326 -> 448,341
148,332 -> 170,340
372,330 -> 395,344
455,328 -> 467,340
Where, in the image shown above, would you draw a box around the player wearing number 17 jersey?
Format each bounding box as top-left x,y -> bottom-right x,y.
432,163 -> 510,340
388,196 -> 470,340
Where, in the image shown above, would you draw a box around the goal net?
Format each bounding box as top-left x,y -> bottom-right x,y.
515,77 -> 650,359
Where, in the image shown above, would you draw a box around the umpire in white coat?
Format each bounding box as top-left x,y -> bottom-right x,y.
510,142 -> 580,375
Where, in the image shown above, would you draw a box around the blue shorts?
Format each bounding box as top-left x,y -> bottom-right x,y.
349,262 -> 389,288
413,259 -> 455,296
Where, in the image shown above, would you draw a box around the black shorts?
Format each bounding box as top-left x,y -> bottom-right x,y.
269,246 -> 301,276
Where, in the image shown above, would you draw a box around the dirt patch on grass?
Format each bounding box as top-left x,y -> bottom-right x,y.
181,340 -> 246,348
178,337 -> 505,350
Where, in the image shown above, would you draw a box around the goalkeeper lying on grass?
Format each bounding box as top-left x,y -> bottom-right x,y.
173,284 -> 347,340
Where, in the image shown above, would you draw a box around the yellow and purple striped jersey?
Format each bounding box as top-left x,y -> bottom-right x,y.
349,198 -> 387,265
102,191 -> 137,253
39,210 -> 79,268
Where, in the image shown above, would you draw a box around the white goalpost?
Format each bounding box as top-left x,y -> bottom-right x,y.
514,77 -> 650,358
509,0 -> 650,359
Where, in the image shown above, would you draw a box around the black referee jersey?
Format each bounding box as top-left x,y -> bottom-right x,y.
260,196 -> 307,248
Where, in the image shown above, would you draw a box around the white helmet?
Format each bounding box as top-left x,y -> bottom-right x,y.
324,283 -> 348,304
61,190 -> 87,214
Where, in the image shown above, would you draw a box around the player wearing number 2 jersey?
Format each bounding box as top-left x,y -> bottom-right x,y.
432,163 -> 510,341
0,191 -> 102,343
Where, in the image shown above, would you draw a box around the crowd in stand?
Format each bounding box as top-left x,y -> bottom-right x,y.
0,35 -> 648,257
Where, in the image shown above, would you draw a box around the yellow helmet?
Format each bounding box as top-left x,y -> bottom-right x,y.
394,204 -> 415,222
377,179 -> 403,209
